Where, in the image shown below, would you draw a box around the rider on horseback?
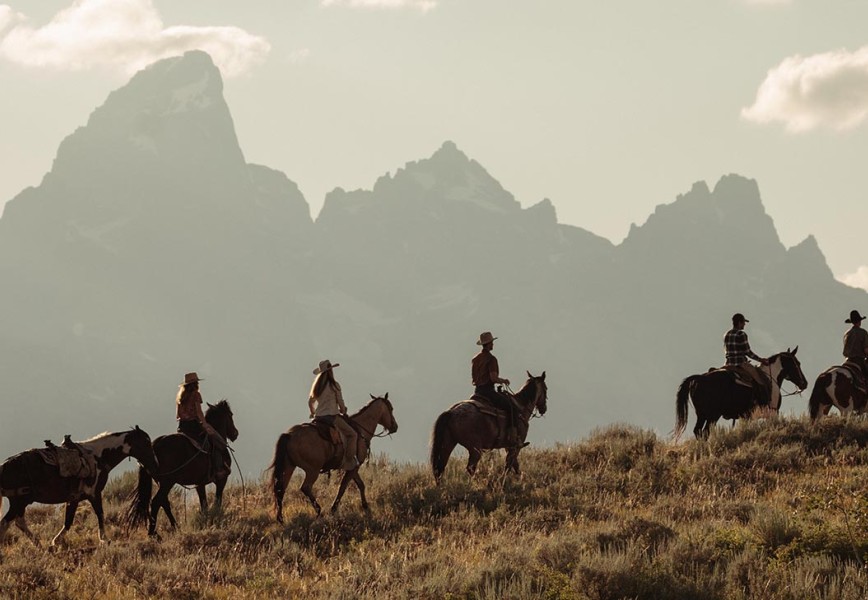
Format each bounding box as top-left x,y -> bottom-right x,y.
176,372 -> 228,480
843,310 -> 868,384
308,360 -> 360,471
471,331 -> 522,447
724,313 -> 771,404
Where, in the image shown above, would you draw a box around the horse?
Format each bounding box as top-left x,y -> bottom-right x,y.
430,371 -> 548,484
808,363 -> 868,419
127,400 -> 238,537
675,348 -> 808,439
270,394 -> 398,521
0,427 -> 158,547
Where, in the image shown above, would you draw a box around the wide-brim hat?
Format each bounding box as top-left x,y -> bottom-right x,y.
476,331 -> 498,346
181,372 -> 203,386
313,359 -> 340,375
846,310 -> 865,324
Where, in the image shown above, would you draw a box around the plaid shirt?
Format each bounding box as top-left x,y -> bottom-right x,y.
724,328 -> 761,365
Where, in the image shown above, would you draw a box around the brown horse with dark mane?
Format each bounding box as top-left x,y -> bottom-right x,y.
675,348 -> 808,439
430,372 -> 548,483
0,427 -> 158,547
127,400 -> 238,536
270,394 -> 398,521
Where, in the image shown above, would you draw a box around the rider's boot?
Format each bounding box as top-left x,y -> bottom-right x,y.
341,449 -> 360,471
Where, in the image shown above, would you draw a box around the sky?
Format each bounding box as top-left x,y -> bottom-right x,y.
1,0 -> 867,289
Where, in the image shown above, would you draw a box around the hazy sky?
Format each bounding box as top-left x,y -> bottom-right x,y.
2,1 -> 867,288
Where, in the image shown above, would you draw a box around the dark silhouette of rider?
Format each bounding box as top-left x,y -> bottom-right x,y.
471,331 -> 521,447
843,310 -> 868,383
176,372 -> 227,481
724,313 -> 771,404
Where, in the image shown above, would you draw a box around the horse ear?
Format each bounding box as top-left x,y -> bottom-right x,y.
135,425 -> 140,431
384,392 -> 389,400
541,371 -> 546,380
370,394 -> 375,400
527,370 -> 532,379
792,345 -> 798,355
206,402 -> 214,408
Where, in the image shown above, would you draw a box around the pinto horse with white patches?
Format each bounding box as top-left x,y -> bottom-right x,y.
0,427 -> 158,547
808,364 -> 868,419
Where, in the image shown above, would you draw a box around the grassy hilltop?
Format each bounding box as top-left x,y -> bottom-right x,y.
1,417 -> 866,599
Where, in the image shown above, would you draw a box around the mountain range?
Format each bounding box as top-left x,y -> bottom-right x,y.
1,51 -> 864,468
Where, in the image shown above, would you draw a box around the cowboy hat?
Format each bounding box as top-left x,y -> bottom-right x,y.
181,372 -> 203,386
476,331 -> 498,346
845,310 -> 865,324
313,359 -> 340,375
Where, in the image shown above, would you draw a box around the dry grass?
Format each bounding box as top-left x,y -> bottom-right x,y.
1,416 -> 867,599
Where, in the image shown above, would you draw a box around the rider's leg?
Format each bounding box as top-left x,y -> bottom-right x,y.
334,418 -> 359,470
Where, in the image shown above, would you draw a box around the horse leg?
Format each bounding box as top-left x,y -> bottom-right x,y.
274,464 -> 295,524
466,447 -> 482,477
14,512 -> 40,548
352,471 -> 369,512
89,496 -> 108,543
51,501 -> 79,546
214,476 -> 227,509
196,485 -> 208,513
330,470 -> 353,515
149,483 -> 174,536
0,499 -> 28,546
693,417 -> 706,439
505,448 -> 521,476
300,469 -> 322,517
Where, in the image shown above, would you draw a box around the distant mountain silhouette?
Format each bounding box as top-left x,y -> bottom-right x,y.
1,51 -> 864,468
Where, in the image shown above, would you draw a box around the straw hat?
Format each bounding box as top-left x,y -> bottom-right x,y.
181,372 -> 203,386
476,331 -> 497,346
313,359 -> 340,375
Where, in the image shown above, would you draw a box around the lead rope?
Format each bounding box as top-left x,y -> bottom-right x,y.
228,445 -> 246,511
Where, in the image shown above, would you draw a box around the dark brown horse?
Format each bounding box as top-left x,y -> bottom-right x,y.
808,364 -> 868,419
127,400 -> 238,536
430,372 -> 548,483
675,348 -> 808,439
0,427 -> 158,547
271,394 -> 398,521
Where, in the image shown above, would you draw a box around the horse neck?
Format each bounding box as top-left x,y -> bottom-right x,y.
351,402 -> 382,438
80,432 -> 129,469
767,356 -> 785,410
514,383 -> 538,418
206,412 -> 228,439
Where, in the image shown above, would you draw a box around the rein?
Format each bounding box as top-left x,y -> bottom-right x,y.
503,383 -> 545,422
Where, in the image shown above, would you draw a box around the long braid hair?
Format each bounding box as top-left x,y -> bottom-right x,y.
310,369 -> 340,400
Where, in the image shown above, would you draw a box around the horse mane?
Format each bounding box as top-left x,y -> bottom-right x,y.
79,431 -> 120,443
351,395 -> 390,419
205,399 -> 232,416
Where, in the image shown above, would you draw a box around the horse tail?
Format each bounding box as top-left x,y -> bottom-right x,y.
430,411 -> 452,482
124,463 -> 153,530
270,433 -> 294,516
675,375 -> 700,438
809,372 -> 830,420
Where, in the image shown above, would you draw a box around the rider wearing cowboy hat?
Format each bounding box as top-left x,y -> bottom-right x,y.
471,331 -> 521,447
176,372 -> 228,480
843,310 -> 868,381
308,360 -> 360,471
724,314 -> 771,403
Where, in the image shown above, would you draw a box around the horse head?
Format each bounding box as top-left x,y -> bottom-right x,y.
206,400 -> 239,442
778,346 -> 808,391
126,425 -> 159,475
523,370 -> 548,415
370,393 -> 398,434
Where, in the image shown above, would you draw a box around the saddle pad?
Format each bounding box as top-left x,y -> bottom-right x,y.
710,367 -> 754,389
466,398 -> 501,418
37,448 -> 97,479
310,420 -> 342,446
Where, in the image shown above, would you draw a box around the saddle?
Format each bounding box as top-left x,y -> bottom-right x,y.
310,418 -> 343,446
37,442 -> 97,479
177,431 -> 210,454
841,361 -> 868,393
711,366 -> 755,389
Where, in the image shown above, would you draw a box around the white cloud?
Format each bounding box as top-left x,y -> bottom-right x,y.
288,48 -> 311,64
0,5 -> 24,33
321,0 -> 437,12
742,46 -> 868,132
839,266 -> 868,292
0,0 -> 270,78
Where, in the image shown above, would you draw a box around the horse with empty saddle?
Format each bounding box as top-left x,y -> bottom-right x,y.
0,427 -> 158,547
270,394 -> 398,520
430,371 -> 548,483
675,347 -> 808,439
127,400 -> 238,537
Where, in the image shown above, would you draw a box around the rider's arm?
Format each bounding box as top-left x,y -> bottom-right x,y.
489,356 -> 510,386
308,396 -> 316,419
743,333 -> 766,364
335,384 -> 347,415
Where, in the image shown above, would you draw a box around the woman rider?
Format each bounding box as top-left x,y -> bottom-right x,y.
176,372 -> 227,480
308,360 -> 360,470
